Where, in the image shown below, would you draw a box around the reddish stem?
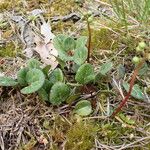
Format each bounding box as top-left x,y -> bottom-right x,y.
111,59 -> 145,117
87,21 -> 91,63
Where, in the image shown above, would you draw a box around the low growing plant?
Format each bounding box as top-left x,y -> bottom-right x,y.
1,30 -> 149,117
0,34 -> 114,116
112,41 -> 150,117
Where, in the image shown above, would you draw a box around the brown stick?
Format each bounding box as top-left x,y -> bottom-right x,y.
111,59 -> 145,117
87,21 -> 92,63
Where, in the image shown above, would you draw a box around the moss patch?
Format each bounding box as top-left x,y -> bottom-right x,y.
0,0 -> 23,12
82,28 -> 119,51
65,121 -> 98,150
0,42 -> 21,57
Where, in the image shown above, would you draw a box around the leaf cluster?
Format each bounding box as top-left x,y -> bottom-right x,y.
0,35 -> 114,116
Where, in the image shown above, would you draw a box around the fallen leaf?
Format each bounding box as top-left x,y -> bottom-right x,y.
23,47 -> 34,58
30,9 -> 44,16
0,72 -> 4,77
41,22 -> 55,44
38,135 -> 48,145
35,42 -> 58,70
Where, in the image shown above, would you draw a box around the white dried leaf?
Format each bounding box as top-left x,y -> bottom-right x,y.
35,42 -> 58,70
41,22 -> 55,44
11,15 -> 23,22
0,13 -> 4,22
0,30 -> 2,40
30,9 -> 44,16
0,72 -> 4,77
23,47 -> 34,58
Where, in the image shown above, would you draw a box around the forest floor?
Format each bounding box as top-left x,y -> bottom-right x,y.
0,0 -> 150,150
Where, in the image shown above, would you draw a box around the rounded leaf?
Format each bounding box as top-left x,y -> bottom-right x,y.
49,68 -> 64,84
27,58 -> 41,69
38,88 -> 49,102
74,46 -> 88,65
74,100 -> 92,116
138,63 -> 148,76
17,67 -> 28,86
49,82 -> 70,105
53,34 -> 68,51
0,76 -> 18,86
43,79 -> 53,92
75,36 -> 87,49
63,37 -> 76,51
21,69 -> 45,94
99,62 -> 113,75
58,50 -> 73,61
118,64 -> 125,79
75,63 -> 95,84
122,82 -> 145,100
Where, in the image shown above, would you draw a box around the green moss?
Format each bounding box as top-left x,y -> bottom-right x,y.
49,0 -> 78,16
65,121 -> 98,150
52,21 -> 76,34
82,28 -> 118,52
0,42 -> 21,57
44,115 -> 70,149
0,0 -> 22,12
20,138 -> 37,150
42,115 -> 98,150
97,121 -> 139,145
119,34 -> 138,53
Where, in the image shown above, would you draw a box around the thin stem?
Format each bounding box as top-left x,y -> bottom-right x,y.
111,59 -> 145,117
87,21 -> 92,63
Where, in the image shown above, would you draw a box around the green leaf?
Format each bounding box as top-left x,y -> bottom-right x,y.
58,50 -> 73,61
63,37 -> 76,51
72,63 -> 80,73
66,93 -> 81,104
38,88 -> 49,102
43,79 -> 53,93
99,62 -> 113,75
95,72 -> 103,82
17,67 -> 28,86
27,58 -> 41,69
122,82 -> 145,100
53,34 -> 68,51
42,65 -> 51,77
76,36 -> 87,49
74,100 -> 92,116
119,113 -> 135,125
49,68 -> 64,84
49,82 -> 70,105
0,76 -> 18,86
21,69 -> 45,94
55,57 -> 66,69
53,35 -> 87,63
118,64 -> 125,79
75,63 -> 95,84
138,62 -> 148,76
74,46 -> 88,65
